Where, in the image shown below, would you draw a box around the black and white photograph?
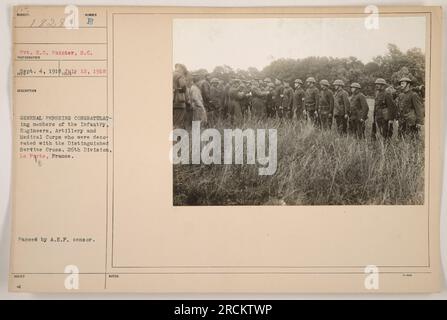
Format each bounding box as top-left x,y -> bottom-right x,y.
2,2 -> 445,299
172,16 -> 427,206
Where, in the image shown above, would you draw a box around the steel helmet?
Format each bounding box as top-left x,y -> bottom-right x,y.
294,79 -> 303,85
399,77 -> 412,83
374,78 -> 387,85
333,79 -> 344,86
319,79 -> 330,87
306,77 -> 316,83
350,82 -> 361,89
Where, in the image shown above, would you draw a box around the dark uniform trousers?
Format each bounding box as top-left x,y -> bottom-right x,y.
398,122 -> 420,138
306,106 -> 319,126
372,118 -> 393,140
335,116 -> 347,135
349,119 -> 366,138
320,112 -> 332,130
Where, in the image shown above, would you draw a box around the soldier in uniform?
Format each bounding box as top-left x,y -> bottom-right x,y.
240,82 -> 252,119
397,77 -> 424,138
348,83 -> 369,138
197,74 -> 211,111
209,78 -> 225,125
333,79 -> 350,135
228,79 -> 247,126
250,81 -> 269,119
372,78 -> 396,140
293,79 -> 305,121
265,82 -> 276,118
190,74 -> 207,124
172,63 -> 190,129
280,80 -> 294,119
272,79 -> 284,118
223,79 -> 233,120
304,77 -> 320,126
318,79 -> 334,130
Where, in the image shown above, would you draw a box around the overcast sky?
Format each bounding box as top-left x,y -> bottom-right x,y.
173,16 -> 426,72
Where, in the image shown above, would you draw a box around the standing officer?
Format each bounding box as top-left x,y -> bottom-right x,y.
333,79 -> 350,135
250,81 -> 269,119
318,79 -> 334,130
209,78 -> 225,124
172,63 -> 190,129
265,82 -> 276,118
240,82 -> 252,119
228,79 -> 247,126
222,79 -> 231,120
397,77 -> 424,138
304,77 -> 320,126
293,79 -> 305,121
281,80 -> 294,119
198,74 -> 211,111
272,79 -> 284,118
348,83 -> 369,138
190,73 -> 207,124
372,78 -> 396,140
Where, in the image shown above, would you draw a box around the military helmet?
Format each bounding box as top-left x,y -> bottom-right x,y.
274,79 -> 281,85
319,79 -> 330,87
399,77 -> 412,83
294,79 -> 303,85
333,79 -> 344,86
191,73 -> 201,82
350,82 -> 361,89
210,78 -> 219,84
306,77 -> 316,83
264,77 -> 272,83
374,78 -> 387,85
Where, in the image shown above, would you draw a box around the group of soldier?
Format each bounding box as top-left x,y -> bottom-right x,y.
173,63 -> 424,140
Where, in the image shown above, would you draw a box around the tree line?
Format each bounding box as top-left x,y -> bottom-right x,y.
193,44 -> 425,97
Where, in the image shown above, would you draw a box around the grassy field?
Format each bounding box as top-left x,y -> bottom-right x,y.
173,99 -> 425,205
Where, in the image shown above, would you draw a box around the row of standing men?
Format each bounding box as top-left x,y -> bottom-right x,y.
173,68 -> 424,140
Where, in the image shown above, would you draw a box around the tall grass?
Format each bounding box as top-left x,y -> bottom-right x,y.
173,108 -> 424,206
